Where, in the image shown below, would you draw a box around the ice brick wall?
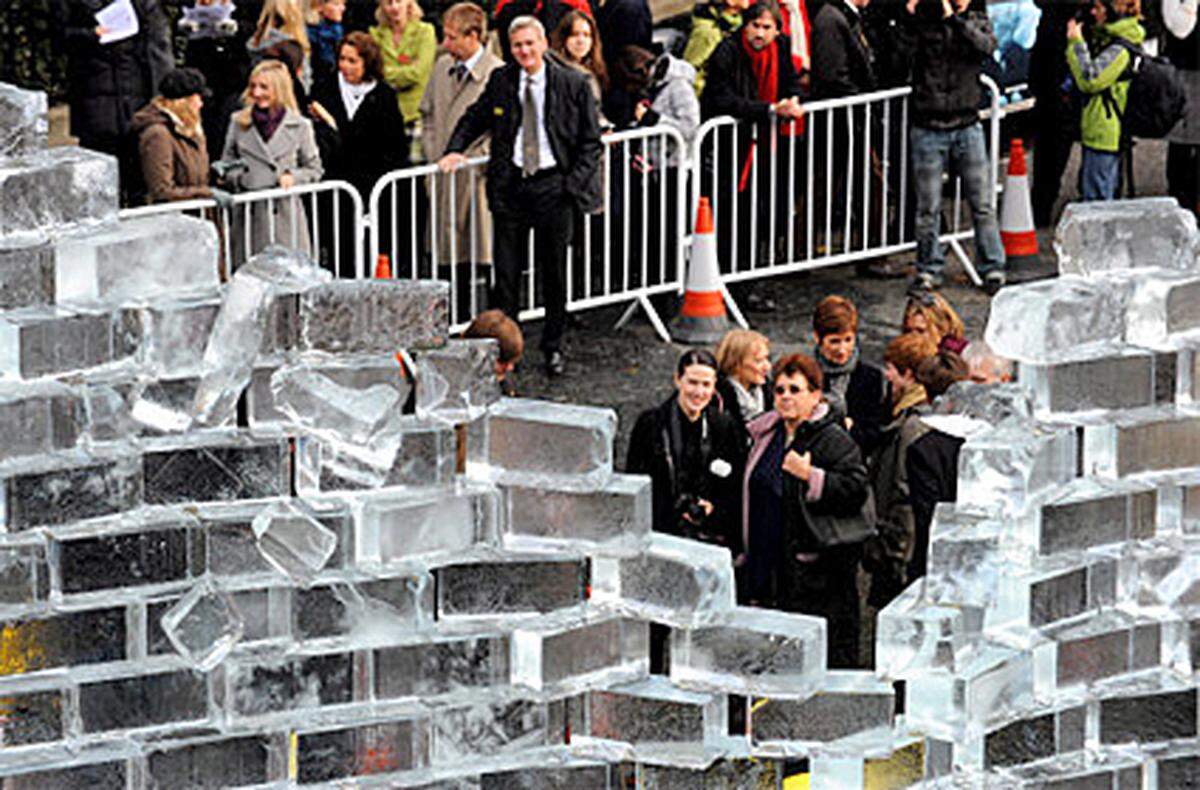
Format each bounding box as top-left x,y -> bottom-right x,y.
6,73 -> 1199,788
875,197 -> 1200,787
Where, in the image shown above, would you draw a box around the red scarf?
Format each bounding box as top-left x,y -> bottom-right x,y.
740,31 -> 779,104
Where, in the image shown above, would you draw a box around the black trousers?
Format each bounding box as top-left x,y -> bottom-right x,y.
492,170 -> 574,353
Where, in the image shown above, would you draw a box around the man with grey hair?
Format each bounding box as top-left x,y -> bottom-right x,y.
961,340 -> 1014,384
438,15 -> 602,377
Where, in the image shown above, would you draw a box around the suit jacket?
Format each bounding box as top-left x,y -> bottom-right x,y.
444,57 -> 603,214
810,0 -> 877,99
420,49 -> 505,264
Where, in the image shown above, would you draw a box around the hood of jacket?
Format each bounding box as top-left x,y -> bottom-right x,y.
129,99 -> 202,140
657,55 -> 697,89
1096,15 -> 1147,47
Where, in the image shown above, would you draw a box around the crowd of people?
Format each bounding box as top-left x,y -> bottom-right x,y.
47,0 -> 1199,374
627,291 -> 1012,668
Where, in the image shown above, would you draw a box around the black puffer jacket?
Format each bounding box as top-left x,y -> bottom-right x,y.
898,6 -> 997,130
54,0 -> 174,149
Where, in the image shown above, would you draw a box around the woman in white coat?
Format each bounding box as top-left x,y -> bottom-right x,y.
221,58 -> 323,264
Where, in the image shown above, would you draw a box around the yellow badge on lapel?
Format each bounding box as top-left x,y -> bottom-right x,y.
494,107 -> 504,116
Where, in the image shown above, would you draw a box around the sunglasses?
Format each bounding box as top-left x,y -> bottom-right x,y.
774,384 -> 810,395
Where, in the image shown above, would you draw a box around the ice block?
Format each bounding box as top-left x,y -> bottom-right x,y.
54,214 -> 220,307
590,533 -> 736,627
1055,197 -> 1200,277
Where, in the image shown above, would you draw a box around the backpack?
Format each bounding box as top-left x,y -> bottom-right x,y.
1105,39 -> 1188,138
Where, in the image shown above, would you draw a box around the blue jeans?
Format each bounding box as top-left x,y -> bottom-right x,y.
1081,147 -> 1121,201
912,123 -> 1006,279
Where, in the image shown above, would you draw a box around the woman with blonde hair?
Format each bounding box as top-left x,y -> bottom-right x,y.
902,291 -> 966,353
370,0 -> 437,133
715,328 -> 773,428
220,59 -> 323,261
130,68 -> 229,206
249,0 -> 313,89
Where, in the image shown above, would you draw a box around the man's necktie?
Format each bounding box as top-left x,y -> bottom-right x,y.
452,63 -> 467,82
522,79 -> 540,177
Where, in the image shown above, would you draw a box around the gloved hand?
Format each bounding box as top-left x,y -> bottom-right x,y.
209,187 -> 235,212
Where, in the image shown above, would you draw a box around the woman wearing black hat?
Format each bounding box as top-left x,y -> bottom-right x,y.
129,67 -> 234,207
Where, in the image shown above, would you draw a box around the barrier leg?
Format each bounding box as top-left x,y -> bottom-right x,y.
947,238 -> 983,286
720,283 -> 750,330
614,294 -> 671,343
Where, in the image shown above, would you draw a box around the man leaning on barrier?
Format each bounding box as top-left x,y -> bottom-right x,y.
438,15 -> 602,378
699,0 -> 805,290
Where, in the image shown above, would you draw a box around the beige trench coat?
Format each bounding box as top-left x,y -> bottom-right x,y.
419,48 -> 504,266
221,110 -> 323,264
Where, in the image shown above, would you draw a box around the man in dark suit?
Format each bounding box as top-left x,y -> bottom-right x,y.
438,15 -> 603,377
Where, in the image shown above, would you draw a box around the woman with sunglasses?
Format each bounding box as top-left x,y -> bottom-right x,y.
740,352 -> 874,668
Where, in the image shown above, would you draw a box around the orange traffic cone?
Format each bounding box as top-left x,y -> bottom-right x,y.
1000,139 -> 1038,258
374,253 -> 392,279
671,197 -> 730,345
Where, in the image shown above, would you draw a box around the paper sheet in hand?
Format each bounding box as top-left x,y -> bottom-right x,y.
95,0 -> 139,45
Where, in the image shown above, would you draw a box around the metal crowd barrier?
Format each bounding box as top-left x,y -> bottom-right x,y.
690,76 -> 1003,328
119,180 -> 367,280
119,81 -> 1004,341
367,124 -> 689,341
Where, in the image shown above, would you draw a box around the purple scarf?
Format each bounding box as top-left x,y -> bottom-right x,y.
252,106 -> 286,142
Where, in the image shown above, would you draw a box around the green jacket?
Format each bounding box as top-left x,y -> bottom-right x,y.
371,21 -> 437,124
683,6 -> 743,96
1066,16 -> 1146,152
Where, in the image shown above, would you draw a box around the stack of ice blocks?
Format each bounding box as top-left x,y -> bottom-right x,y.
0,81 -> 873,789
874,197 -> 1200,787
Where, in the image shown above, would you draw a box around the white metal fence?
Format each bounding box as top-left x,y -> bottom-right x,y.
690,76 -> 1003,327
120,81 -> 1004,340
367,125 -> 689,340
119,180 -> 367,279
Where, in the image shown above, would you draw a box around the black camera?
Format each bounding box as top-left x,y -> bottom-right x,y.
675,494 -> 708,530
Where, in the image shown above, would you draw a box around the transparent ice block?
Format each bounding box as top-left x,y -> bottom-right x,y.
191,246 -> 329,427
591,532 -> 736,627
511,613 -> 649,695
575,676 -> 726,768
504,473 -> 651,554
0,146 -> 118,235
1083,406 -> 1200,478
0,380 -> 85,463
1124,269 -> 1200,350
0,306 -> 142,381
1054,197 -> 1200,277
482,398 -> 617,491
159,579 -> 246,671
413,339 -> 500,423
251,499 -> 338,586
983,275 -> 1131,364
956,423 -> 1076,516
297,279 -> 450,354
54,214 -> 220,307
0,81 -> 48,155
354,481 -> 501,566
670,606 -> 826,696
1020,351 -> 1156,417
0,446 -> 143,531
0,236 -> 54,311
436,559 -> 587,619
749,671 -> 894,756
930,381 -> 1033,428
138,296 -> 221,378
